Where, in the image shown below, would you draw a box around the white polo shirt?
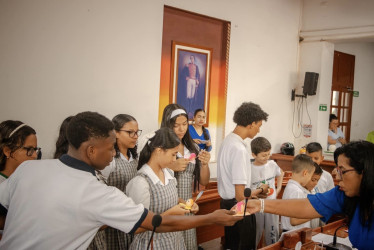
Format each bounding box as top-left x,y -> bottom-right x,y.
0,155 -> 147,250
217,132 -> 252,200
315,169 -> 334,193
281,179 -> 311,231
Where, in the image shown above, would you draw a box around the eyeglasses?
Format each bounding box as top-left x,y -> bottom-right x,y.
22,146 -> 42,157
336,167 -> 356,179
119,130 -> 142,138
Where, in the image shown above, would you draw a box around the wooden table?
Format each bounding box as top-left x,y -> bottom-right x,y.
259,219 -> 348,250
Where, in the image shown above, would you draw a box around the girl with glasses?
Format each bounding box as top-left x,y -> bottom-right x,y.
0,120 -> 39,184
104,114 -> 142,250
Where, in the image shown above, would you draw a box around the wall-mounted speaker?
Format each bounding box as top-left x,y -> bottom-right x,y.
303,72 -> 319,96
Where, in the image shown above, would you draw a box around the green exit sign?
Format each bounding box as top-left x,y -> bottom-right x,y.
319,104 -> 327,111
353,91 -> 359,97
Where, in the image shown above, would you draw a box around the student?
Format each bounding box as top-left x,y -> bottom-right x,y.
281,154 -> 315,232
245,141 -> 374,250
0,111 -> 241,249
0,120 -> 40,184
104,114 -> 142,250
305,142 -> 334,193
160,104 -> 210,250
54,116 -> 73,159
53,116 -> 107,250
127,127 -> 195,249
217,102 -> 269,250
304,163 -> 323,228
189,109 -> 212,152
250,137 -> 284,246
0,120 -> 40,237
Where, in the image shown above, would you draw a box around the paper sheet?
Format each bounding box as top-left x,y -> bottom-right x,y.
312,233 -> 356,249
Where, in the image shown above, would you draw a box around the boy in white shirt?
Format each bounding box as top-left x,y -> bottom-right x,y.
281,154 -> 315,232
250,137 -> 284,246
217,102 -> 269,250
304,163 -> 323,228
306,142 -> 334,193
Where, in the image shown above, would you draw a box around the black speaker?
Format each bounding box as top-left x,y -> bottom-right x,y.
303,72 -> 319,96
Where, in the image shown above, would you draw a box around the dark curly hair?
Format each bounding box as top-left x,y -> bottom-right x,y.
0,120 -> 36,170
66,112 -> 114,150
233,102 -> 268,126
112,114 -> 138,159
334,141 -> 374,227
54,116 -> 74,159
251,136 -> 271,155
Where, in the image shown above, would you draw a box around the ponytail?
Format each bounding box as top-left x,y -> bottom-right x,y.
137,128 -> 180,170
202,126 -> 209,141
137,142 -> 152,170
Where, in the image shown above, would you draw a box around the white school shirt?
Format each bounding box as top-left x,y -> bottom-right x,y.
250,160 -> 282,200
126,164 -> 176,209
281,179 -> 311,231
315,169 -> 334,193
217,132 -> 252,200
0,155 -> 147,250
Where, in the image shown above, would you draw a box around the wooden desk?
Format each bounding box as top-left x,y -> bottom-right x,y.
259,219 -> 348,250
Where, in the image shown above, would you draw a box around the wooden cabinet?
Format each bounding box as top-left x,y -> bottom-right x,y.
194,181 -> 224,244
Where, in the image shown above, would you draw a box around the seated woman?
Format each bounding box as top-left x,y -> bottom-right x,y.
245,141 -> 374,250
0,120 -> 40,183
328,114 -> 346,151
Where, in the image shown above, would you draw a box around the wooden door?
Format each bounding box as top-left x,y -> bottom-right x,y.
330,51 -> 355,141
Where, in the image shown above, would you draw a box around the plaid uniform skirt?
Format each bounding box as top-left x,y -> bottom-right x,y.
175,162 -> 198,250
105,157 -> 138,250
130,170 -> 185,250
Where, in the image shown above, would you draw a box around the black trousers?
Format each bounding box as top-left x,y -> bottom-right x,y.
220,198 -> 257,250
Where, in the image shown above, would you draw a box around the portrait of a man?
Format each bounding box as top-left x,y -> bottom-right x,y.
176,51 -> 208,119
171,42 -> 212,121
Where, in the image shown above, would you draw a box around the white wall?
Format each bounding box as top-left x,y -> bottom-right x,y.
302,0 -> 374,31
299,0 -> 374,151
334,42 -> 374,140
294,41 -> 334,152
0,0 -> 303,167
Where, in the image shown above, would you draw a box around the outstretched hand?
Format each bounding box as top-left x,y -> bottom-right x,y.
210,209 -> 242,226
245,199 -> 261,214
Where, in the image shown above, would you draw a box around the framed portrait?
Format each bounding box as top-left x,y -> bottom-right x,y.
170,41 -> 213,125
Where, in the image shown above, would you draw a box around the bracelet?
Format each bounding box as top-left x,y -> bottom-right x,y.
259,199 -> 265,213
